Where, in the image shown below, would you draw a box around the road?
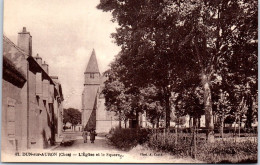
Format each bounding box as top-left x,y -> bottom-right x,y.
54,137 -> 116,152
52,131 -> 201,163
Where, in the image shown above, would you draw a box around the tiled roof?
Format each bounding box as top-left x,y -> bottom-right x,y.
3,35 -> 28,56
85,49 -> 100,73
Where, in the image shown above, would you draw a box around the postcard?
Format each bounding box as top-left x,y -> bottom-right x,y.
2,0 -> 257,163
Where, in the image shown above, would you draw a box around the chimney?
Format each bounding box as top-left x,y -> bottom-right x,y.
35,54 -> 42,66
18,27 -> 32,56
42,61 -> 49,74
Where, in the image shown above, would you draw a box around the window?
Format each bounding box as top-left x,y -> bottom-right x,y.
7,105 -> 15,136
7,98 -> 16,138
90,73 -> 95,79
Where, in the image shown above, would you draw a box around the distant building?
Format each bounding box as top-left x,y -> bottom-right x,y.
82,49 -> 118,133
2,27 -> 64,152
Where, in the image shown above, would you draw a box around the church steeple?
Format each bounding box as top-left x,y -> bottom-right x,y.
84,49 -> 100,85
85,49 -> 100,73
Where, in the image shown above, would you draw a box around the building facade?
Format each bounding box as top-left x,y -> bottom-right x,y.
2,27 -> 64,152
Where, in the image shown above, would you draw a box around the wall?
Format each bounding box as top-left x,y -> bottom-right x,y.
2,80 -> 23,152
96,98 -> 119,133
82,85 -> 99,129
85,73 -> 100,85
2,36 -> 28,151
2,34 -> 62,151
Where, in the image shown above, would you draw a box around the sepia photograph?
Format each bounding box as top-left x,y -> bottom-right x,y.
1,0 -> 258,163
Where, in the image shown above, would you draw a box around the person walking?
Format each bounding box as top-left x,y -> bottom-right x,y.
82,131 -> 88,143
90,129 -> 97,143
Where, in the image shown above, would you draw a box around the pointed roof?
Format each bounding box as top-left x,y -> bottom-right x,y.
85,49 -> 100,73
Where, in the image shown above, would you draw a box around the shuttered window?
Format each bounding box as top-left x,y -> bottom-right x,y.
7,99 -> 15,137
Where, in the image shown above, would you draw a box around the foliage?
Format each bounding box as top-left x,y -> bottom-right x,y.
103,61 -> 165,128
139,85 -> 164,127
196,140 -> 257,163
97,0 -> 258,133
174,87 -> 204,119
171,116 -> 187,126
98,0 -> 181,128
147,132 -> 257,163
148,132 -> 192,157
103,58 -> 150,128
107,128 -> 150,151
213,90 -> 231,117
63,108 -> 81,126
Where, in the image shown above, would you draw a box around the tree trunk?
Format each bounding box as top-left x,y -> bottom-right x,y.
193,118 -> 197,159
164,89 -> 171,128
189,116 -> 192,132
191,118 -> 197,159
136,111 -> 139,128
124,119 -> 127,128
234,114 -> 237,142
202,74 -> 214,142
198,116 -> 201,128
220,117 -> 224,138
193,117 -> 197,129
156,117 -> 159,128
246,95 -> 253,129
119,110 -> 122,129
238,117 -> 241,138
175,122 -> 178,144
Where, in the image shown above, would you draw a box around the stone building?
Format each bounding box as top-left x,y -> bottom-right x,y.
50,76 -> 64,142
82,49 -> 118,133
2,43 -> 27,152
2,27 -> 64,152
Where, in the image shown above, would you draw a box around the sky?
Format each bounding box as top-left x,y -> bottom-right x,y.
4,0 -> 121,110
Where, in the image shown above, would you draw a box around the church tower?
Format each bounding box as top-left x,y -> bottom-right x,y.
82,49 -> 100,131
84,49 -> 100,85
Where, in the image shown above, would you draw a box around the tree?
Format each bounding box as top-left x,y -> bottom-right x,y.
98,0 -> 183,128
102,77 -> 129,129
102,59 -> 133,128
172,116 -> 187,127
97,0 -> 257,142
175,86 -> 204,128
139,85 -> 164,128
219,0 -> 258,129
166,0 -> 257,141
63,108 -> 81,130
103,60 -> 166,129
213,89 -> 232,138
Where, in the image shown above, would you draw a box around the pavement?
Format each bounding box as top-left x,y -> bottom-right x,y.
54,131 -> 111,151
54,138 -> 116,152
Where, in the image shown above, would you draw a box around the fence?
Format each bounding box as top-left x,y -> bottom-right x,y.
148,127 -> 257,159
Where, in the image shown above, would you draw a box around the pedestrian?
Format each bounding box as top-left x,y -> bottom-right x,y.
90,129 -> 97,143
82,131 -> 88,143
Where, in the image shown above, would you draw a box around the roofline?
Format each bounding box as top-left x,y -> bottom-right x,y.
84,72 -> 100,74
4,35 -> 57,86
3,35 -> 29,56
27,56 -> 55,85
3,56 -> 27,87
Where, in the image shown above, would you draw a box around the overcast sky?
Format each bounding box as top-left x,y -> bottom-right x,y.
4,0 -> 121,110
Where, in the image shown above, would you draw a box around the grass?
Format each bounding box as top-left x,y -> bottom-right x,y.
106,128 -> 257,163
147,132 -> 257,163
